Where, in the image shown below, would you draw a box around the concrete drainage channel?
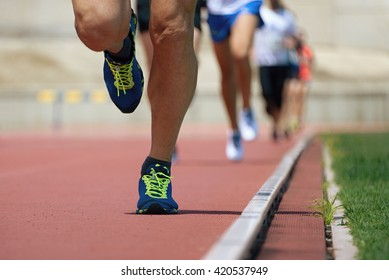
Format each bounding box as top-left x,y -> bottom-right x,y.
203,135 -> 313,260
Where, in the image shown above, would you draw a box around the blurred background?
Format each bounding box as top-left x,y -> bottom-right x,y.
0,0 -> 389,131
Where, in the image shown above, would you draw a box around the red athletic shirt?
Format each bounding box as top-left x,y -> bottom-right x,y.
298,44 -> 313,82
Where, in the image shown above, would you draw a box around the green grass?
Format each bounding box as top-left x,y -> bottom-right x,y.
321,131 -> 389,260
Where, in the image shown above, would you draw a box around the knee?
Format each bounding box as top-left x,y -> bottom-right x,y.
231,45 -> 250,61
149,9 -> 193,47
74,7 -> 129,51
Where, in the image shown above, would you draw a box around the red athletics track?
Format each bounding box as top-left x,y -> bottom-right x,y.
0,124 -> 313,260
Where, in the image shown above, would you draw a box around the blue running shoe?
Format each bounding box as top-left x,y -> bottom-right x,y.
136,164 -> 178,214
103,10 -> 144,113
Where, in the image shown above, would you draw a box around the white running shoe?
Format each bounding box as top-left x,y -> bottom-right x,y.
226,130 -> 244,161
239,108 -> 259,141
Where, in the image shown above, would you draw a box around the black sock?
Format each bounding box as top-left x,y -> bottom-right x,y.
141,156 -> 172,175
106,36 -> 132,63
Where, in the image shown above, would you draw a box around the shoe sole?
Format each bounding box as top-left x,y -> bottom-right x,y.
136,203 -> 178,215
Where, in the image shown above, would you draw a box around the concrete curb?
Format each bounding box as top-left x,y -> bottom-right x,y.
203,134 -> 312,260
323,145 -> 358,260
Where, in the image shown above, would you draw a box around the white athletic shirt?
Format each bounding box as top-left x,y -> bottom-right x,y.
207,0 -> 254,15
253,6 -> 296,66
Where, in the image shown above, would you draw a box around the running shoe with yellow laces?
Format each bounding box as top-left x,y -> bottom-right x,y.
136,164 -> 178,214
103,10 -> 144,113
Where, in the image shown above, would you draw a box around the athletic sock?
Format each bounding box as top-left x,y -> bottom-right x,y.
106,36 -> 132,63
141,156 -> 172,176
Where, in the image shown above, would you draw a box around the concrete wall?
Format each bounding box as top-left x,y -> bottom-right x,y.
0,1 -> 76,36
286,0 -> 389,51
0,1 -> 388,129
3,0 -> 389,50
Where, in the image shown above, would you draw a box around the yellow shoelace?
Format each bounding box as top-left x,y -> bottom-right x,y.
106,58 -> 135,96
142,168 -> 172,199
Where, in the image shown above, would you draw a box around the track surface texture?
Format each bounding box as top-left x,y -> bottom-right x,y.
0,125 -> 324,260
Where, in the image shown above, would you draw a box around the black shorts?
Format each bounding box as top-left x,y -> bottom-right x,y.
259,65 -> 290,113
288,63 -> 300,79
194,0 -> 206,32
136,0 -> 151,33
136,0 -> 203,33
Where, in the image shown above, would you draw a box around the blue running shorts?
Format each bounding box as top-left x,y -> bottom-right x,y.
207,1 -> 263,42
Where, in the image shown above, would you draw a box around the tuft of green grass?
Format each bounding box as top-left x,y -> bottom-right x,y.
321,131 -> 389,260
311,182 -> 341,226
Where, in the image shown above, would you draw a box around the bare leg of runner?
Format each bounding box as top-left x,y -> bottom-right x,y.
230,13 -> 258,112
135,0 -> 198,214
147,0 -> 198,162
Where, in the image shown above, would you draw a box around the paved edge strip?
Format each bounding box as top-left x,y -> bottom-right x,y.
203,134 -> 313,260
323,145 -> 358,260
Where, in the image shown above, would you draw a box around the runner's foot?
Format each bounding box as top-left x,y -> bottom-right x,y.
103,10 -> 144,113
226,130 -> 244,161
239,108 -> 258,141
136,163 -> 178,214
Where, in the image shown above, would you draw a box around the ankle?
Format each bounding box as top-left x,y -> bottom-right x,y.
106,36 -> 133,62
141,156 -> 172,175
